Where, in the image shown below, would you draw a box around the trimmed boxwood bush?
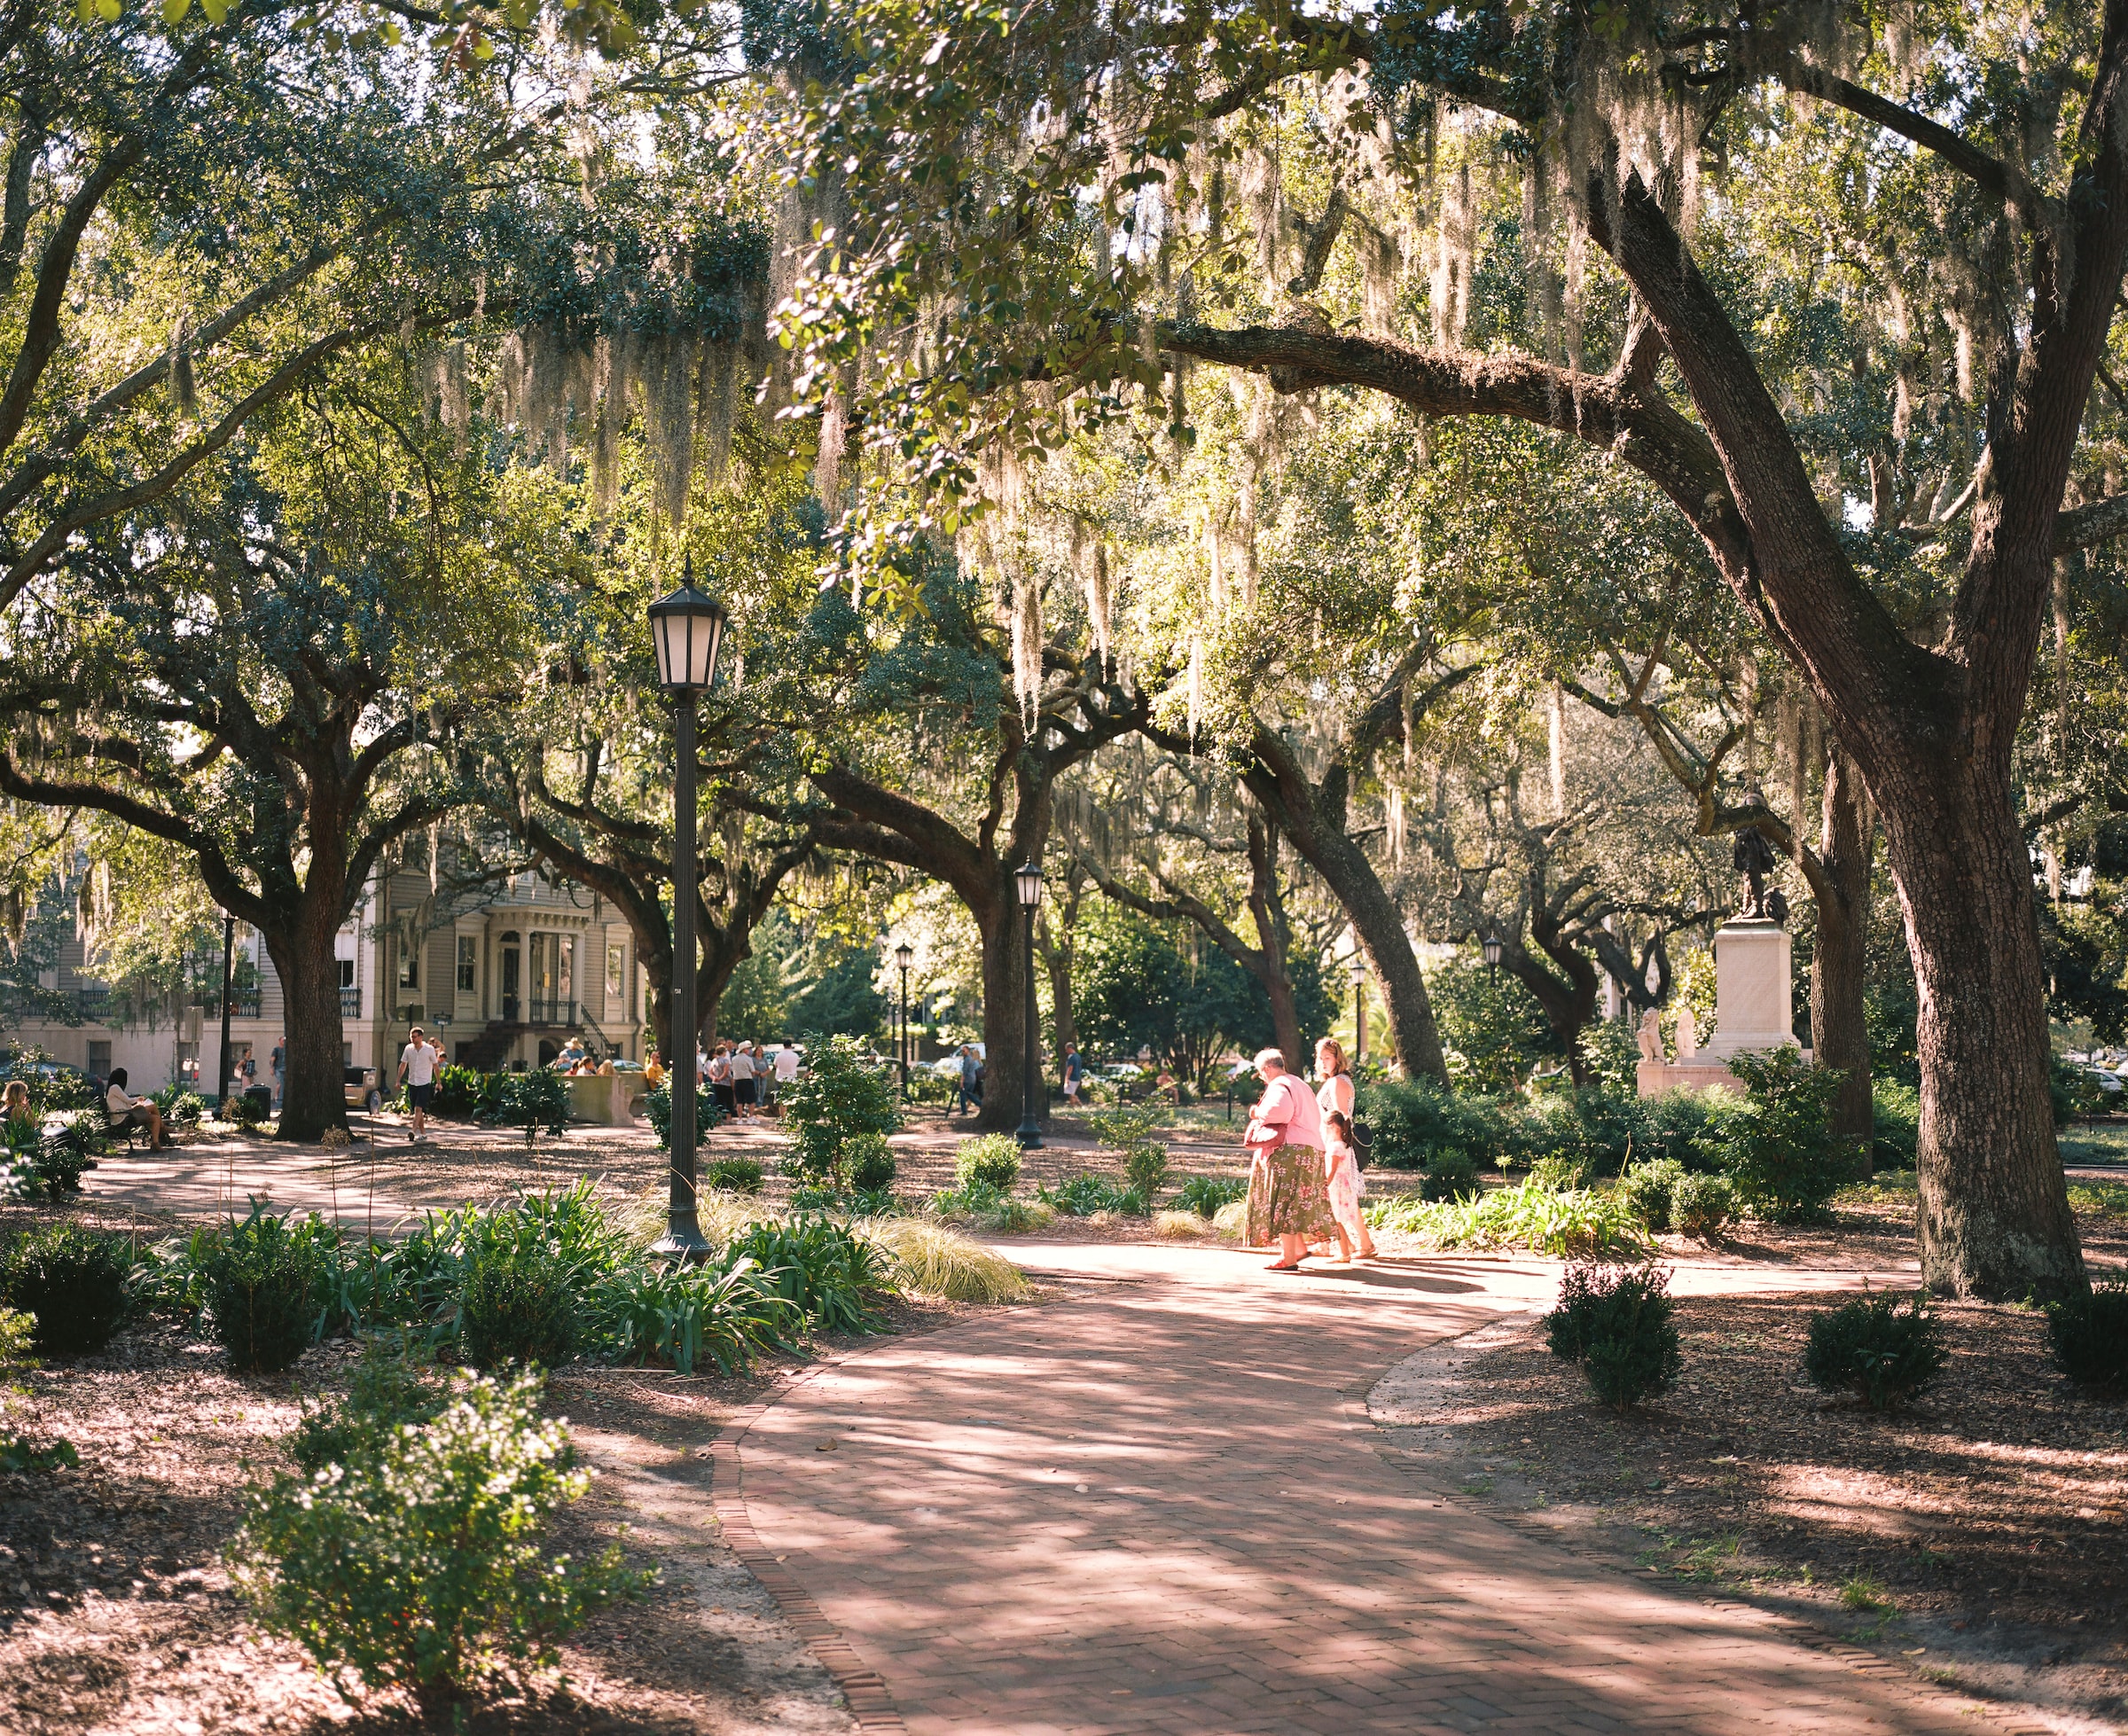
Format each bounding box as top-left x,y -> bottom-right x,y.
1545,1263 -> 1681,1411
841,1132 -> 898,1193
1803,1291 -> 1945,1410
1670,1172 -> 1735,1241
2046,1280 -> 2128,1392
703,1156 -> 766,1194
1359,1077 -> 1506,1172
1420,1148 -> 1479,1201
1618,1157 -> 1688,1232
956,1133 -> 1022,1192
2,1223 -> 133,1357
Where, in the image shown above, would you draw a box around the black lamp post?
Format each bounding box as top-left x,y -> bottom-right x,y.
647,558 -> 728,1262
1482,932 -> 1503,978
1014,862 -> 1044,1149
216,913 -> 236,1116
894,941 -> 914,1100
1350,958 -> 1367,1064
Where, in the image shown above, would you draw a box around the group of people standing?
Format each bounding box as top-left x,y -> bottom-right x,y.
1242,1037 -> 1377,1270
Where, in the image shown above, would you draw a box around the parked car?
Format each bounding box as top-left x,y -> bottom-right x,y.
1099,1061 -> 1145,1083
344,1065 -> 383,1112
2086,1067 -> 2124,1095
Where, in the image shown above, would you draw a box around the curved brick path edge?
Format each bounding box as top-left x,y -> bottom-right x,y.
710,1243 -> 2036,1736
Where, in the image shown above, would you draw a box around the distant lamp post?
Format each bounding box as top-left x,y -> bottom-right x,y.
1482,932 -> 1503,977
216,913 -> 236,1117
1014,863 -> 1044,1149
894,941 -> 914,1100
647,558 -> 729,1262
1349,958 -> 1368,1063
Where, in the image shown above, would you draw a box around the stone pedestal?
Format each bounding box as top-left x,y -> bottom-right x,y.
1637,919 -> 1802,1096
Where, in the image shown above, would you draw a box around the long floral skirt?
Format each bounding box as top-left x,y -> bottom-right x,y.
1247,1143 -> 1337,1247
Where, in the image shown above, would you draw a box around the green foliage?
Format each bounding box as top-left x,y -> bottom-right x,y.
1358,1077 -> 1506,1172
703,1156 -> 766,1194
1420,1149 -> 1480,1201
1428,956 -> 1561,1091
428,1065 -> 502,1121
1803,1293 -> 1946,1410
642,1080 -> 727,1152
840,1131 -> 898,1193
955,1132 -> 1023,1192
151,1086 -> 208,1125
591,1258 -> 798,1375
1544,1264 -> 1681,1411
782,1036 -> 903,1187
1081,1102 -> 1170,1198
293,1341 -> 450,1478
204,1204 -> 330,1374
927,1181 -> 1052,1232
493,1069 -> 571,1144
0,1113 -> 99,1200
2044,1280 -> 2128,1392
1175,1175 -> 1247,1218
1870,1079 -> 1921,1171
2,1224 -> 134,1357
1669,1172 -> 1735,1241
1037,1173 -> 1151,1216
1711,1048 -> 1859,1224
1576,1018 -> 1643,1099
230,1091 -> 270,1130
231,1369 -> 649,1718
1619,1158 -> 1689,1232
0,1050 -> 98,1114
458,1247 -> 580,1371
0,1310 -> 79,1471
1639,1090 -> 1734,1172
724,1215 -> 893,1334
1372,1177 -> 1651,1257
857,1219 -> 1029,1302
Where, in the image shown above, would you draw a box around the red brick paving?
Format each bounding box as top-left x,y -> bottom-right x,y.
724,1243 -> 1983,1736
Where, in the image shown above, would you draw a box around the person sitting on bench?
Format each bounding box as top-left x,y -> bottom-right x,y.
105,1068 -> 169,1150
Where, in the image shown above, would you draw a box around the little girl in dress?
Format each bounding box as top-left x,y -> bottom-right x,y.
1322,1109 -> 1377,1263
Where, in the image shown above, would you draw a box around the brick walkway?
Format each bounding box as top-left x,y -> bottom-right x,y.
725,1242 -> 1975,1736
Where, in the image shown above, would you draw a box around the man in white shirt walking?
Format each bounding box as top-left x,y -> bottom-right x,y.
728,1042 -> 756,1120
397,1025 -> 440,1142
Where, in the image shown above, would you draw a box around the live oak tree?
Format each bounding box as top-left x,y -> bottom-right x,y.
760,0 -> 2128,1297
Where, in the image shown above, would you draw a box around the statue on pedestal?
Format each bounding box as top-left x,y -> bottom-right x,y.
1733,800 -> 1781,922
1675,1005 -> 1700,1060
1636,1006 -> 1662,1062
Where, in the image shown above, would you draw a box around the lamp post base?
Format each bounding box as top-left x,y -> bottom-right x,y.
1015,1116 -> 1043,1151
651,1216 -> 711,1264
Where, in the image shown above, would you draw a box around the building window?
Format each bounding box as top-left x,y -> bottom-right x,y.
606,944 -> 625,999
88,1040 -> 111,1077
396,932 -> 418,990
458,936 -> 477,993
339,958 -> 356,989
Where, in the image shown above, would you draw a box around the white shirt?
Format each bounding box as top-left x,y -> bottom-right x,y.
729,1050 -> 755,1081
106,1083 -> 136,1115
1317,1072 -> 1355,1123
400,1042 -> 437,1087
774,1048 -> 801,1083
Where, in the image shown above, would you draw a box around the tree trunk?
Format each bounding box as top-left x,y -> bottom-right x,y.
1814,750 -> 1875,1155
972,895 -> 1029,1133
1038,914 -> 1077,1068
1875,754 -> 2084,1298
265,913 -> 348,1142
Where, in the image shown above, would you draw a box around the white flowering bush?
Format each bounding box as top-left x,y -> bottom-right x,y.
230,1368 -> 649,1717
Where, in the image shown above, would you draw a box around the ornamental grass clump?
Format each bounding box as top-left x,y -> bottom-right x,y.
856,1218 -> 1029,1302
1,1222 -> 133,1357
2046,1280 -> 2128,1391
1373,1176 -> 1650,1257
231,1368 -> 649,1719
1544,1263 -> 1681,1411
1803,1291 -> 1947,1410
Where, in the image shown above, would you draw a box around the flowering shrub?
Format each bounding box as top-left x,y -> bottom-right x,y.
231,1368 -> 649,1718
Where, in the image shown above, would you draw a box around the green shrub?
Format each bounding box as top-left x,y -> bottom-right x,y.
492,1069 -> 570,1148
1176,1175 -> 1247,1218
782,1036 -> 903,1187
1869,1078 -> 1921,1171
1359,1077 -> 1505,1172
1373,1177 -> 1652,1257
1544,1263 -> 1681,1410
591,1258 -> 798,1374
1037,1173 -> 1149,1216
34,1114 -> 104,1194
458,1247 -> 580,1370
230,1091 -> 270,1130
231,1369 -> 649,1718
2,1224 -> 133,1357
1420,1148 -> 1480,1201
703,1156 -> 766,1194
848,1184 -> 900,1217
956,1132 -> 1023,1192
2046,1280 -> 2128,1391
841,1132 -> 898,1193
1803,1292 -> 1946,1409
641,1080 -> 727,1152
151,1085 -> 209,1126
0,1048 -> 98,1114
927,1182 -> 1052,1232
293,1341 -> 449,1477
1710,1048 -> 1859,1223
1669,1171 -> 1735,1240
724,1215 -> 893,1334
206,1204 -> 329,1374
1639,1089 -> 1732,1171
1081,1104 -> 1170,1198
427,1064 -> 498,1120
1619,1157 -> 1688,1232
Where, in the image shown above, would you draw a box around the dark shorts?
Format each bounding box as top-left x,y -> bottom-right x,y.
409,1082 -> 434,1109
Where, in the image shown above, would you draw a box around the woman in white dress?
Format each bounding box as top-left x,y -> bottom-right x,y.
1315,1038 -> 1376,1260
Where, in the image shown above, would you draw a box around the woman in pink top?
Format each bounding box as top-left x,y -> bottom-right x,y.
1317,1039 -> 1376,1261
1241,1047 -> 1335,1270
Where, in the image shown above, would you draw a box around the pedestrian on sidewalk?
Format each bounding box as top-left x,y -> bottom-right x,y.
270,1037 -> 286,1114
708,1044 -> 737,1122
398,1026 -> 439,1143
1060,1045 -> 1084,1107
729,1041 -> 756,1119
1242,1047 -> 1333,1271
1316,1038 -> 1375,1260
954,1044 -> 981,1116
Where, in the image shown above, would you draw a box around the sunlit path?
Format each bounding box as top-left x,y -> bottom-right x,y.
722,1243 -> 1975,1735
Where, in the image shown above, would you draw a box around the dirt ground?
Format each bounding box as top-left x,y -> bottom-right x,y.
0,1263 -> 1001,1736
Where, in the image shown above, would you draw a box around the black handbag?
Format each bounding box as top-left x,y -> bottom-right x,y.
1350,1116 -> 1373,1170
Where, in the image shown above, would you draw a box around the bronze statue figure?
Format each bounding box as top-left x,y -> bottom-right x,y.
1733,795 -> 1780,921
